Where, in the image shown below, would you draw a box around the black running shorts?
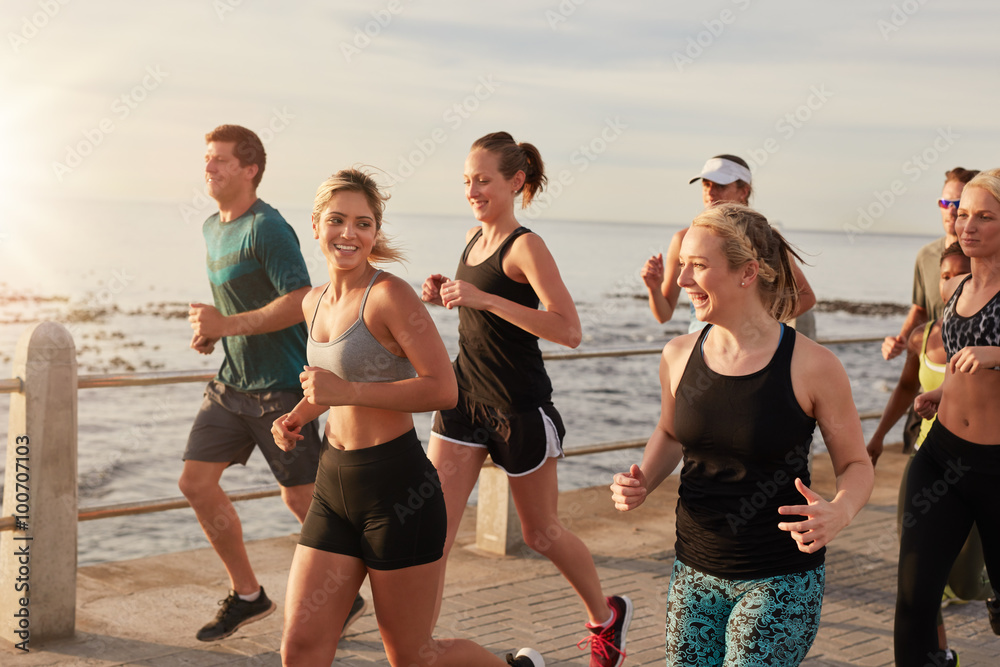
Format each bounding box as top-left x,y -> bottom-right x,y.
298,429 -> 446,570
431,390 -> 565,476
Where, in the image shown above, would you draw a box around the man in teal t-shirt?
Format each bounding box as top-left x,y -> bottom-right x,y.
179,125 -> 366,642
200,195 -> 313,392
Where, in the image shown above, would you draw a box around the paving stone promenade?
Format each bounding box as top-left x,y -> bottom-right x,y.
7,444 -> 999,665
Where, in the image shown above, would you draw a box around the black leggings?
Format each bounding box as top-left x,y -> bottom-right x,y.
894,421 -> 1000,666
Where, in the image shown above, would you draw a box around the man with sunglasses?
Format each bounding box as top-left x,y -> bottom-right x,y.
882,167 -> 979,361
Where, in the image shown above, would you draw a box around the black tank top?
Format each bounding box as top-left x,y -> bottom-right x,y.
452,226 -> 553,410
673,324 -> 823,579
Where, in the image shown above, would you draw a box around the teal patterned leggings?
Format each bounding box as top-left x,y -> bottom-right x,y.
665,559 -> 825,667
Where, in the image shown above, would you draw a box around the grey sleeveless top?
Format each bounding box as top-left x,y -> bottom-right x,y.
306,270 -> 417,383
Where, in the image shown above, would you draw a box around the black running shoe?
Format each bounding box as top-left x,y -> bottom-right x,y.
342,593 -> 368,636
988,597 -> 1000,635
578,595 -> 633,667
195,587 -> 276,642
506,648 -> 545,666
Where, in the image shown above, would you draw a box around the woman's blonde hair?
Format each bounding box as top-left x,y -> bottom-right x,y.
691,203 -> 804,322
963,168 -> 1000,207
311,168 -> 404,265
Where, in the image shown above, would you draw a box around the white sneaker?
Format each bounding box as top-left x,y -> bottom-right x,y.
506,647 -> 545,666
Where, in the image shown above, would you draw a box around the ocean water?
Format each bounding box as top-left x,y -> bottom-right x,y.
0,199 -> 930,566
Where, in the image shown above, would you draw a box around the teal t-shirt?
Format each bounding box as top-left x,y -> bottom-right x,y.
203,199 -> 311,392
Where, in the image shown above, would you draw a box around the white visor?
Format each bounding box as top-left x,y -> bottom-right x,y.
689,157 -> 752,186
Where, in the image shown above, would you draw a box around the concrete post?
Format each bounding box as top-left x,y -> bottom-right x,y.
475,463 -> 523,556
1,322 -> 78,646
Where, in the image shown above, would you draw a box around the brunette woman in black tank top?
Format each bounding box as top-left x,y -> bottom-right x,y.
610,204 -> 873,666
422,132 -> 632,667
896,170 -> 1000,666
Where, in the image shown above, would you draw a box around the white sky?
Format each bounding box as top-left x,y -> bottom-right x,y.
1,0 -> 998,234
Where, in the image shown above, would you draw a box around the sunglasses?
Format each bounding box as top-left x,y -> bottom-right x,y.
938,199 -> 961,209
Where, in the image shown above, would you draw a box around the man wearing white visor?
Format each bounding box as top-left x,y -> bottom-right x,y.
641,154 -> 817,335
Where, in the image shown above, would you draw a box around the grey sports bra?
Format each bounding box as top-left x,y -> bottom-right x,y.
306,270 -> 417,383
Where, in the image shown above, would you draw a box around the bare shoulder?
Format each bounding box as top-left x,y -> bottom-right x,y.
942,273 -> 969,303
507,228 -> 553,263
504,230 -> 558,283
906,325 -> 925,356
465,225 -> 482,243
509,227 -> 546,249
664,227 -> 687,262
364,272 -> 431,339
301,283 -> 328,315
662,331 -> 699,369
368,271 -> 421,308
791,332 -> 847,382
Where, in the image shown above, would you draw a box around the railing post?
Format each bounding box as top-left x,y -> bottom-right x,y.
475,463 -> 523,556
1,322 -> 78,647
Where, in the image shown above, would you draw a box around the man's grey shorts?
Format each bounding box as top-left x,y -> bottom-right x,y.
184,380 -> 322,487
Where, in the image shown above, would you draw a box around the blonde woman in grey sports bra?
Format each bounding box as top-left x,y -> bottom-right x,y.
270,168 -> 544,667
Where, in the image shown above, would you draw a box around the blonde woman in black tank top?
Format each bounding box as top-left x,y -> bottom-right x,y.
422,132 -> 633,667
271,169 -> 543,667
610,204 -> 873,666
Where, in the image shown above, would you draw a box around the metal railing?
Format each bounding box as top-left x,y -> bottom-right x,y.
0,334 -> 888,533
0,335 -> 887,395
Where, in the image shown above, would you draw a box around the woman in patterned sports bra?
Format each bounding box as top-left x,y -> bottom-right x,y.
610,204 -> 873,666
270,169 -> 543,667
868,245 -> 991,662
895,169 -> 1000,666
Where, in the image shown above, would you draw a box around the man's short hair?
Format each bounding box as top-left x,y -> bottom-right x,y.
944,167 -> 979,185
205,124 -> 266,188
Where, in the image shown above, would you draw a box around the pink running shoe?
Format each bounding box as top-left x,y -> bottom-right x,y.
578,595 -> 633,667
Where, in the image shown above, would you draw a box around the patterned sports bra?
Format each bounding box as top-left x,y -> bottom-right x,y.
941,275 -> 1000,361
